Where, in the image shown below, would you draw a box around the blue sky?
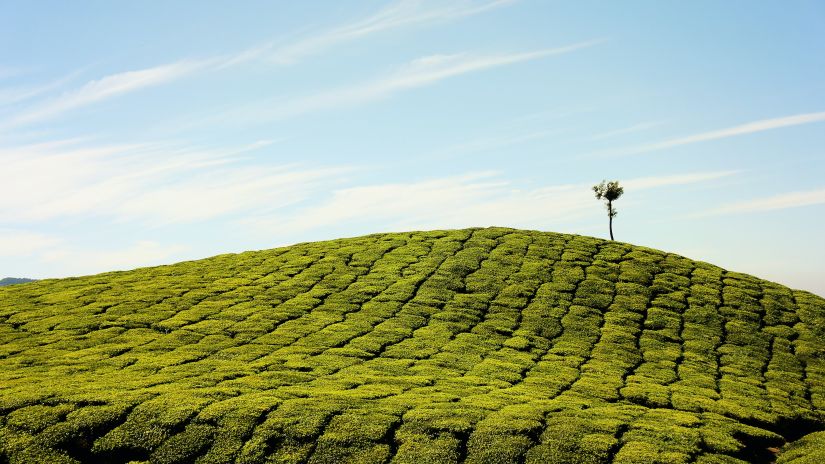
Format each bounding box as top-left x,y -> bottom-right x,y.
1,1 -> 824,296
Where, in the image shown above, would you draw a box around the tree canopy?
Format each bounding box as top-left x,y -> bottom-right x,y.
593,180 -> 624,240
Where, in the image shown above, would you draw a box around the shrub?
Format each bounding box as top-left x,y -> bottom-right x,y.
1,228 -> 823,463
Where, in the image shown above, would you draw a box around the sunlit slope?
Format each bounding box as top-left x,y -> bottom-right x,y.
1,227 -> 823,464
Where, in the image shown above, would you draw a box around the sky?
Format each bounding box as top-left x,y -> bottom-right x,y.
1,1 -> 824,296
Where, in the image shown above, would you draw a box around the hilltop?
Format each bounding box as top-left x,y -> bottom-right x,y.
0,228 -> 823,463
0,278 -> 36,287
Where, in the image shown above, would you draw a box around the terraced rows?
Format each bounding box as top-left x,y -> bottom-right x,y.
0,228 -> 823,463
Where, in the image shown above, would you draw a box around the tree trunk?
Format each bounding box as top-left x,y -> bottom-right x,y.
608,201 -> 614,241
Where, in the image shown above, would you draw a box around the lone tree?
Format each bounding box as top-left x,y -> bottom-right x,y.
593,180 -> 624,241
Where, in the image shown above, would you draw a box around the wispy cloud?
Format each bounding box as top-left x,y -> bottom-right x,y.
0,138 -> 349,225
260,0 -> 518,65
4,60 -> 212,128
707,187 -> 825,215
600,111 -> 825,157
0,66 -> 23,80
3,1 -> 516,128
644,112 -> 825,151
243,169 -> 734,238
591,121 -> 662,140
0,229 -> 61,257
216,41 -> 602,124
40,240 -> 185,277
118,164 -> 347,226
0,71 -> 82,108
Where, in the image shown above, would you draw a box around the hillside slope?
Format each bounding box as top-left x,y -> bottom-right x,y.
0,227 -> 823,464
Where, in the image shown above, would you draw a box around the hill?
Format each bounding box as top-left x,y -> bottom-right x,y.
0,227 -> 823,463
0,278 -> 36,287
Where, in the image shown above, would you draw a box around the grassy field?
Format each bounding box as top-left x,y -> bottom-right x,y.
0,227 -> 823,463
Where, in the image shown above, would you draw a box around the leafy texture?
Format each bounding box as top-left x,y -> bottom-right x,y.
0,227 -> 823,463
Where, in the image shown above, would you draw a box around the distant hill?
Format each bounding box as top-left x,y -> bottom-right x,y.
0,277 -> 35,287
0,227 -> 823,463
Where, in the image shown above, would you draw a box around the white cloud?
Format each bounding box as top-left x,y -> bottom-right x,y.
0,141 -> 158,221
244,170 -> 735,237
645,112 -> 825,150
708,187 -> 825,215
118,165 -> 349,226
260,0 -> 518,65
0,138 -> 349,225
0,66 -> 23,80
40,240 -> 185,277
389,42 -> 600,89
2,1 -> 517,128
0,229 -> 61,257
0,72 -> 80,108
5,60 -> 212,127
591,121 -> 662,140
601,111 -> 825,157
223,41 -> 601,123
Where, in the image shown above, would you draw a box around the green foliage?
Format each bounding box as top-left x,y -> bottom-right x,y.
1,227 -> 824,463
593,180 -> 624,240
778,431 -> 825,463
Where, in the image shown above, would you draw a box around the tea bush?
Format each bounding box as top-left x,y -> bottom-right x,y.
1,228 -> 823,463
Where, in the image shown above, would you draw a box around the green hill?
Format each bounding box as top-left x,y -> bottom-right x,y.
1,227 -> 823,464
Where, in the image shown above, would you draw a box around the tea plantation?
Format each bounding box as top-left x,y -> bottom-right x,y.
1,228 -> 823,463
